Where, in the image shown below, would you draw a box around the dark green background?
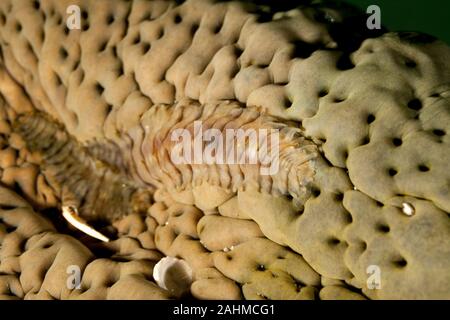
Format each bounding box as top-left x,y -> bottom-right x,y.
345,0 -> 450,44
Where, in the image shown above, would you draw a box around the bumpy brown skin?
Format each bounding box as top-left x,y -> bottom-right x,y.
0,0 -> 449,300
0,0 -> 345,142
0,0 -> 349,220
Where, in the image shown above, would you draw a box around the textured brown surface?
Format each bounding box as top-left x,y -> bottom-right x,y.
0,0 -> 448,300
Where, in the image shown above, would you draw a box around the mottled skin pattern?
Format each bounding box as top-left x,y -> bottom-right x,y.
0,0 -> 365,223
1,0 -> 441,232
2,0 -> 449,300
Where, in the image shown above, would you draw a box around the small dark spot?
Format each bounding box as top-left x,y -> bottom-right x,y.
79,69 -> 85,84
226,255 -> 232,260
72,59 -> 80,71
318,89 -> 328,98
42,243 -> 52,249
360,241 -> 367,251
375,201 -> 384,207
311,187 -> 321,197
116,62 -> 124,76
342,150 -> 348,160
58,47 -> 69,60
418,164 -> 429,172
293,279 -> 305,293
159,70 -> 166,82
405,59 -> 416,68
430,93 -> 440,98
55,73 -> 62,86
95,83 -> 104,95
173,210 -> 183,217
334,97 -> 345,103
286,194 -> 293,201
33,1 -> 40,10
257,63 -> 269,69
142,42 -> 151,54
6,226 -> 17,233
63,26 -> 69,35
191,23 -> 199,35
157,28 -> 164,39
361,136 -> 370,145
433,129 -> 445,137
392,138 -> 402,147
327,237 -> 340,245
393,258 -> 407,268
82,23 -> 90,31
257,264 -> 266,271
19,239 -> 26,252
234,46 -> 243,57
174,14 -> 182,24
334,193 -> 344,201
106,14 -> 114,25
81,10 -> 88,20
105,104 -> 113,115
133,34 -> 140,45
99,41 -> 108,52
26,42 -> 35,57
377,224 -> 390,233
10,182 -> 22,195
407,98 -> 422,111
111,46 -> 118,58
367,114 -> 376,124
388,168 -> 398,176
0,205 -> 16,210
344,211 -> 353,224
213,24 -> 222,34
284,96 -> 292,109
16,22 -> 22,32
